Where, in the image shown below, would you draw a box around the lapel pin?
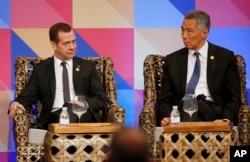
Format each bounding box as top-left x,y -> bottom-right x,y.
210,55 -> 215,60
76,65 -> 80,71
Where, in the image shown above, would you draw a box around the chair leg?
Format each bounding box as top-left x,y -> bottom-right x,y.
151,141 -> 161,162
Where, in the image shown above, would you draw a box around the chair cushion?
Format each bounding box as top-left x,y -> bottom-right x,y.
28,128 -> 48,145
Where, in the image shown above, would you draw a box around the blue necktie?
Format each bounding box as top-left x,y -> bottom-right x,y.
186,52 -> 200,94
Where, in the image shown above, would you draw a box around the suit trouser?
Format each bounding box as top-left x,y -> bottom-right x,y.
178,100 -> 223,122
48,103 -> 96,123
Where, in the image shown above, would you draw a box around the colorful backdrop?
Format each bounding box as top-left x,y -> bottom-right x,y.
0,0 -> 249,161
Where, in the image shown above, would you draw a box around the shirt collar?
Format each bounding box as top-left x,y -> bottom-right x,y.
188,41 -> 208,58
54,55 -> 73,67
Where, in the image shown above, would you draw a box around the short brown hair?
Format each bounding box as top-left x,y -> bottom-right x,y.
49,22 -> 73,43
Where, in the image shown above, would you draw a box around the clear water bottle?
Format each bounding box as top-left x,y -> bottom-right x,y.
59,107 -> 70,128
170,105 -> 180,126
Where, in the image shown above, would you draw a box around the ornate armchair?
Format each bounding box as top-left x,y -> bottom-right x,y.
13,56 -> 125,162
139,54 -> 250,158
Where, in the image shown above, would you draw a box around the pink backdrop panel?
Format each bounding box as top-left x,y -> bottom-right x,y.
11,0 -> 72,27
76,28 -> 134,87
0,29 -> 11,90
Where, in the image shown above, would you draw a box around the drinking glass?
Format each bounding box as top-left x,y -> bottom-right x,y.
183,94 -> 198,121
72,95 -> 89,123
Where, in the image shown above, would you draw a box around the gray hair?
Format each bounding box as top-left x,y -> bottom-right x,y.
185,10 -> 210,32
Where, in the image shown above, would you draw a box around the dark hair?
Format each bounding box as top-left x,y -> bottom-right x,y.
108,127 -> 149,162
185,10 -> 210,32
49,22 -> 72,43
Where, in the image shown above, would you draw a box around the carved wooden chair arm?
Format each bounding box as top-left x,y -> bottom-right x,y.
14,108 -> 30,147
105,103 -> 125,126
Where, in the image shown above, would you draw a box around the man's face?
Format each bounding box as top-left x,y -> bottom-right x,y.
51,30 -> 76,61
181,18 -> 208,51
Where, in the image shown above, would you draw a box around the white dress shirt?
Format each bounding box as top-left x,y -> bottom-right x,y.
52,56 -> 76,111
186,41 -> 213,101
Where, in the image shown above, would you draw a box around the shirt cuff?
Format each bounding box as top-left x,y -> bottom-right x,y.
222,119 -> 230,122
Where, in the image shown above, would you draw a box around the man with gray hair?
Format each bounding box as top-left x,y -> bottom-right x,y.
159,10 -> 241,126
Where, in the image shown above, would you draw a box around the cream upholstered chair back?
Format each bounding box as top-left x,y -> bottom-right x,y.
139,54 -> 250,157
13,56 -> 125,162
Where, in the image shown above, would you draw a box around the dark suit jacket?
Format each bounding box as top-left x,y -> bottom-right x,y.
158,42 -> 241,123
15,56 -> 107,129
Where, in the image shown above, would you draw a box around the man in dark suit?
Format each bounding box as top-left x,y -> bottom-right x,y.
9,22 -> 107,129
159,10 -> 241,126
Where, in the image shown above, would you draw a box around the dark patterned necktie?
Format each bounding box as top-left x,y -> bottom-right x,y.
61,62 -> 70,103
186,52 -> 200,94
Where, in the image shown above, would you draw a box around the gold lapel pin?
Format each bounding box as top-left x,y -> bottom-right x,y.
76,66 -> 80,71
210,55 -> 215,60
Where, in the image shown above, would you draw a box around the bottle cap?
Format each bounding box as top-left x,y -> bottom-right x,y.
62,107 -> 67,111
172,105 -> 178,110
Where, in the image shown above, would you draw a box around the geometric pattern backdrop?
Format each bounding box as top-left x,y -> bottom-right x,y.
0,0 -> 249,161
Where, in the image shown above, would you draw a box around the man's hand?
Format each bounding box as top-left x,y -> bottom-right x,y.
9,102 -> 25,118
161,117 -> 170,127
213,119 -> 230,124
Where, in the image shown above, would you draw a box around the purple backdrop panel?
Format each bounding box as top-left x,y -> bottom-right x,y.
196,0 -> 250,27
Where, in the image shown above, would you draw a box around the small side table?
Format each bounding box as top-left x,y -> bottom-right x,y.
160,122 -> 236,162
44,123 -> 120,162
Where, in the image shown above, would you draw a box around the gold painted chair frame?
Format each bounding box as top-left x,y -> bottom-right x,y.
139,54 -> 250,159
13,56 -> 125,162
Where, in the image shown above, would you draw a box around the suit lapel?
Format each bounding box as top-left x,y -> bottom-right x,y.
207,43 -> 217,90
45,58 -> 56,100
179,49 -> 188,93
73,57 -> 81,95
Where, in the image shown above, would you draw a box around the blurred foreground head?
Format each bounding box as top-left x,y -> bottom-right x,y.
108,127 -> 150,162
